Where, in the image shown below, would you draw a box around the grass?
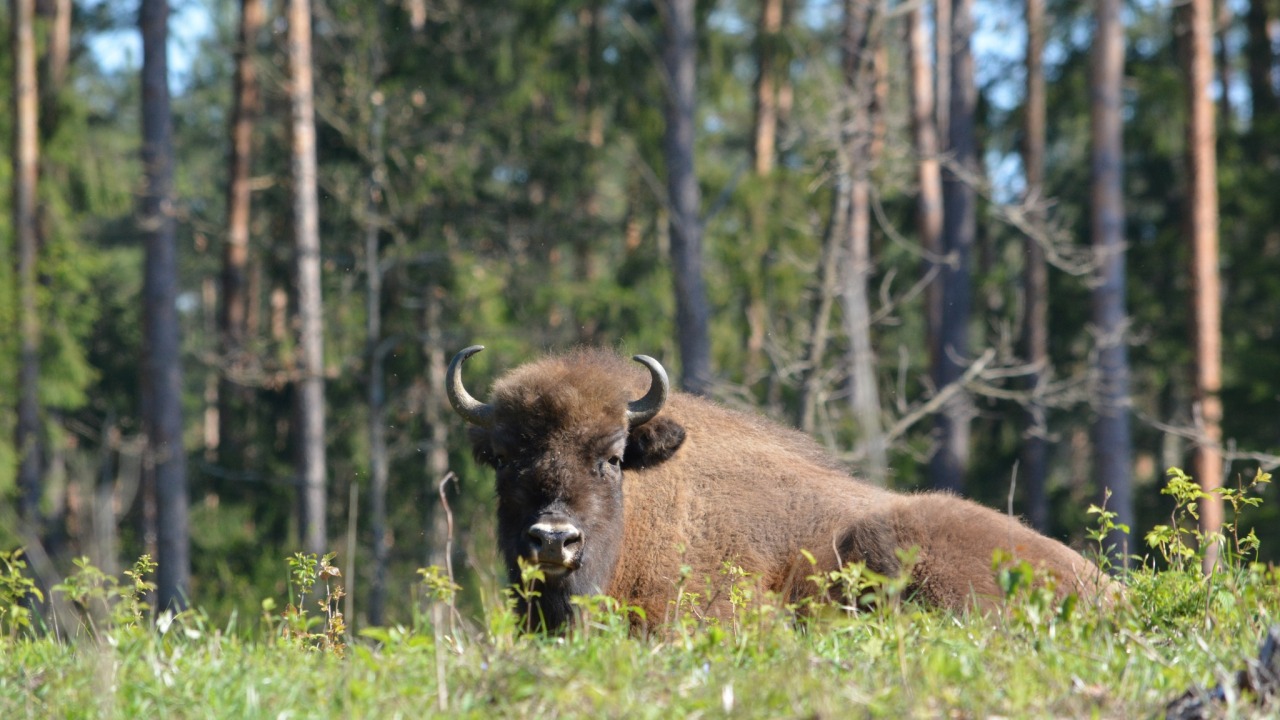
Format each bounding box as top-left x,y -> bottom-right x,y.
2,468 -> 1278,718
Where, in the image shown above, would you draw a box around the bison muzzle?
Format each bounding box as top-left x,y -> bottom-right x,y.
449,346 -> 1114,632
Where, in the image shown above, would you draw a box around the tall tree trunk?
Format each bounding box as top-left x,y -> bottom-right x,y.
423,286 -> 451,572
13,0 -> 43,531
288,0 -> 327,556
219,0 -> 263,466
1021,0 -> 1050,531
366,90 -> 390,628
931,0 -> 977,494
662,0 -> 712,395
908,1 -> 944,439
36,0 -> 70,132
141,0 -> 190,610
1091,0 -> 1134,564
841,0 -> 886,484
1246,0 -> 1276,120
935,0 -> 951,150
1187,0 -> 1223,573
752,0 -> 784,176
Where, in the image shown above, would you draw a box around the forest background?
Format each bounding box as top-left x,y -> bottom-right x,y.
2,0 -> 1278,627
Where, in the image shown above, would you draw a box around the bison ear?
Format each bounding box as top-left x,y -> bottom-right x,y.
622,417 -> 686,471
468,426 -> 497,468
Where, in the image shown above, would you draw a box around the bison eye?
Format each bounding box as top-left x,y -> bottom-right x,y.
607,455 -> 621,468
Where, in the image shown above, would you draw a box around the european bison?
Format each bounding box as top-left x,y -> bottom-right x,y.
449,346 -> 1111,631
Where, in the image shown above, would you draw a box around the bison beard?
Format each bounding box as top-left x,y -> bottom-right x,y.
450,346 -> 1113,632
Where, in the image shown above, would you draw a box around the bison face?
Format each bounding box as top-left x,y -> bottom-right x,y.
448,346 -> 684,631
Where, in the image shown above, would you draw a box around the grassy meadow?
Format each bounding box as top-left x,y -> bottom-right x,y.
2,471 -> 1278,719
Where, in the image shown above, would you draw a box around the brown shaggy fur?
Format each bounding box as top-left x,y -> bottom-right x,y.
465,348 -> 1114,630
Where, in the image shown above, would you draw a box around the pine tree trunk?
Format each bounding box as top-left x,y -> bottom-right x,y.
662,0 -> 712,395
752,0 -> 784,176
219,0 -> 263,466
931,0 -> 976,494
1091,0 -> 1135,564
141,0 -> 190,610
935,0 -> 951,150
13,0 -> 42,529
1021,0 -> 1050,532
840,0 -> 886,484
423,287 -> 451,572
1186,0 -> 1223,573
288,0 -> 327,556
908,2 -> 944,438
36,0 -> 70,130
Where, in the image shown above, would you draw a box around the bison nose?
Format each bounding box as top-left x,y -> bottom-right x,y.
527,522 -> 583,567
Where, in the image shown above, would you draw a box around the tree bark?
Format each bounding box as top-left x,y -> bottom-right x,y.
931,0 -> 977,494
13,0 -> 43,529
288,0 -> 327,556
662,0 -> 712,395
840,0 -> 886,485
1186,0 -> 1223,573
752,0 -> 784,176
935,0 -> 951,150
36,0 -> 70,131
908,1 -> 944,431
1091,0 -> 1135,564
219,0 -> 263,465
1021,0 -> 1050,531
141,0 -> 190,610
423,286 -> 452,573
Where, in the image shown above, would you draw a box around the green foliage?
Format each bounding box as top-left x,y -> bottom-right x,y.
1145,467 -> 1272,572
3,533 -> 1280,718
51,554 -> 156,637
278,552 -> 347,656
0,549 -> 44,638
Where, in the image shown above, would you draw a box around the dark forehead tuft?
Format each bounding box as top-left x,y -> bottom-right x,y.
489,348 -> 651,436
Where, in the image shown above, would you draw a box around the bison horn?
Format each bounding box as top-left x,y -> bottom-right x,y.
447,345 -> 495,428
625,355 -> 669,427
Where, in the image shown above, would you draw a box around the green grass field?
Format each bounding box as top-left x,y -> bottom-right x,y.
3,473 -> 1278,719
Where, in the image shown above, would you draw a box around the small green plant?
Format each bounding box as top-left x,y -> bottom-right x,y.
51,554 -> 156,636
1143,467 -> 1270,571
0,549 -> 44,639
1144,468 -> 1209,570
512,556 -> 546,633
1086,488 -> 1131,571
279,552 -> 346,655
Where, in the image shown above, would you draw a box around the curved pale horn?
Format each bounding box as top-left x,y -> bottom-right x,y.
625,355 -> 669,427
447,345 -> 495,428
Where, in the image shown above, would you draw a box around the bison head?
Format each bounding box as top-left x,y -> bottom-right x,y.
447,346 -> 685,630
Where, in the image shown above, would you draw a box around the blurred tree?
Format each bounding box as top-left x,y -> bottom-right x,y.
661,0 -> 712,395
751,0 -> 785,176
1185,0 -> 1222,572
840,0 -> 886,484
908,0 -> 943,468
288,0 -> 327,557
12,0 -> 43,530
1091,0 -> 1134,563
932,0 -> 977,494
1021,0 -> 1049,531
218,0 -> 263,466
140,0 -> 190,609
